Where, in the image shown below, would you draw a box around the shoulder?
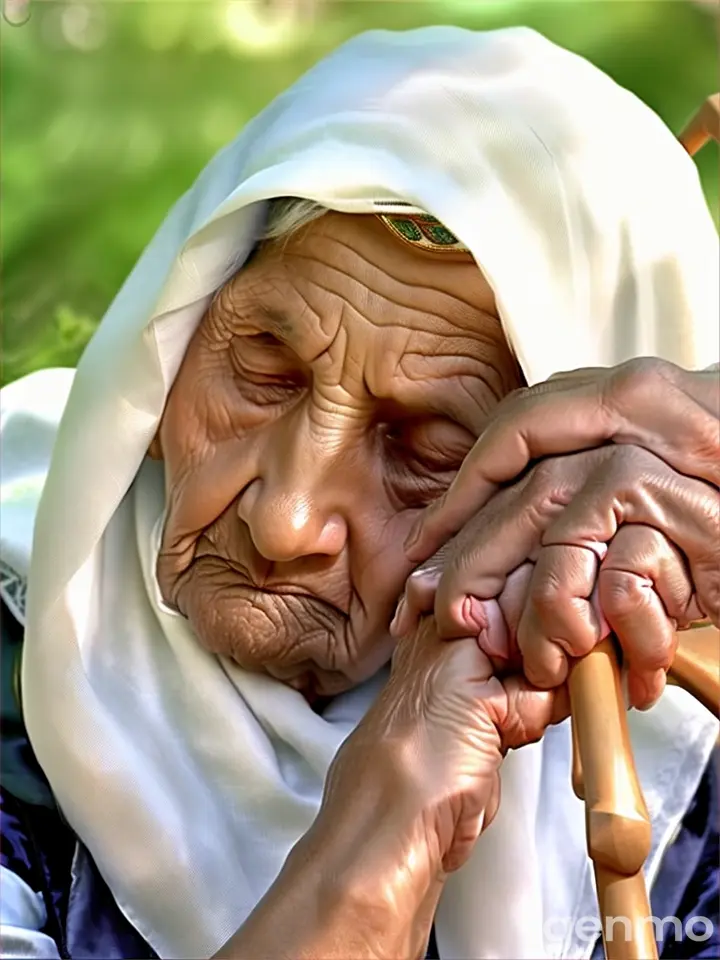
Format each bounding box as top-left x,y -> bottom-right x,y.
1,367 -> 75,437
1,368 -> 75,619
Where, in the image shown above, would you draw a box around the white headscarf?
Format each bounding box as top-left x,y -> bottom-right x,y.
2,25 -> 718,960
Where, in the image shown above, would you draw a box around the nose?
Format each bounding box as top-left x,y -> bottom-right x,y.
237,419 -> 351,562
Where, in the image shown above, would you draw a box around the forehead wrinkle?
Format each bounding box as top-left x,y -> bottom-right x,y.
235,231 -> 510,425
296,274 -> 485,348
285,235 -> 493,313
356,329 -> 506,425
399,344 -> 509,394
403,348 -> 509,421
287,249 -> 493,336
291,284 -> 507,419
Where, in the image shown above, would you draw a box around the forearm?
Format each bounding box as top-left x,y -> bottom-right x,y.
213,799 -> 445,960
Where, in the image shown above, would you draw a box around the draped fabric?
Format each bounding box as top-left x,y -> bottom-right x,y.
1,25 -> 717,959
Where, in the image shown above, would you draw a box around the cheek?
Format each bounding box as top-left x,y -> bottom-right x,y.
349,509 -> 418,624
158,349 -> 264,534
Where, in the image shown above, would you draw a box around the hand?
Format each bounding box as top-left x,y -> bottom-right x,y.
217,619 -> 567,960
405,358 -> 719,567
324,616 -> 568,879
393,445 -> 717,709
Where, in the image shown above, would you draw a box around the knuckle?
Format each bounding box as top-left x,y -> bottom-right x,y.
448,543 -> 481,586
526,457 -> 558,490
524,459 -> 574,514
607,357 -> 673,407
598,568 -> 647,616
613,523 -> 662,553
528,571 -> 565,612
608,443 -> 659,486
525,449 -> 606,512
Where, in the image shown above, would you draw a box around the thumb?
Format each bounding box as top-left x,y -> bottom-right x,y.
497,675 -> 570,752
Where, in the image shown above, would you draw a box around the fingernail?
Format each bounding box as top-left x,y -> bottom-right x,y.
461,595 -> 487,632
475,603 -> 510,659
631,671 -> 665,711
477,628 -> 509,662
389,596 -> 406,637
410,567 -> 441,586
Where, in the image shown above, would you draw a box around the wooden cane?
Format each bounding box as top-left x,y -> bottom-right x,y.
570,627 -> 718,959
666,624 -> 720,714
569,639 -> 658,960
678,93 -> 720,157
569,93 -> 720,960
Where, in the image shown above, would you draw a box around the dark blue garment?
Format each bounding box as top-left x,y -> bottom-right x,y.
651,751 -> 719,960
2,599 -> 717,960
0,789 -> 73,957
1,787 -> 159,960
587,755 -> 719,960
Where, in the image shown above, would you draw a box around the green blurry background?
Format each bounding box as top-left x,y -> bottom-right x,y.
2,0 -> 718,386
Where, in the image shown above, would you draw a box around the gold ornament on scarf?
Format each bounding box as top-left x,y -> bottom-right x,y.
376,213 -> 469,253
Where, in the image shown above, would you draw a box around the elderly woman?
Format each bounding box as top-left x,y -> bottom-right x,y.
1,25 -> 718,960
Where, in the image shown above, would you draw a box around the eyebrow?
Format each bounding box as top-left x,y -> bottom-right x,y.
256,304 -> 294,339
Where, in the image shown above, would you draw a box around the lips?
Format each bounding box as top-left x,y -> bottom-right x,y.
203,552 -> 350,617
231,580 -> 347,625
163,545 -> 389,698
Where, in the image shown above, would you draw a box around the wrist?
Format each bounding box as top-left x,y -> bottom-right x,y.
305,786 -> 443,898
215,792 -> 444,960
290,801 -> 444,959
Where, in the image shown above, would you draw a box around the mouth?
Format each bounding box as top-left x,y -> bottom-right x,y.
226,583 -> 360,698
165,550 -> 392,698
213,556 -> 349,618
167,552 -> 348,619
231,581 -> 348,623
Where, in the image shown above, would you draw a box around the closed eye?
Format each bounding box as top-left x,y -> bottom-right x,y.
383,417 -> 473,470
246,333 -> 283,348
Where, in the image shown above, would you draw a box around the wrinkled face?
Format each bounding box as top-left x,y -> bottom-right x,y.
153,212 -> 521,699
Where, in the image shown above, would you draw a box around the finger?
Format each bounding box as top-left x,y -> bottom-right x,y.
406,359 -> 719,564
391,566 -> 442,637
598,525 -> 700,709
468,563 -> 535,668
517,544 -> 604,688
515,530 -> 685,706
483,773 -> 502,831
546,368 -> 608,382
543,446 -> 720,626
498,676 -> 570,752
430,450 -> 609,639
405,376 -> 607,561
493,563 -> 534,666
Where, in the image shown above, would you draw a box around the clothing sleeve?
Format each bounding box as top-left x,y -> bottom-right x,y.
1,867 -> 61,959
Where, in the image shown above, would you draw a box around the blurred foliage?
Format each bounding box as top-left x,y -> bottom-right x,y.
1,0 -> 717,385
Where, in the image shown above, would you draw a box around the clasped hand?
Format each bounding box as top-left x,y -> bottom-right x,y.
301,359 -> 718,960
395,358 -> 719,710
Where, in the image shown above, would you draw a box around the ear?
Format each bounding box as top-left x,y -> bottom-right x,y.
147,429 -> 163,460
